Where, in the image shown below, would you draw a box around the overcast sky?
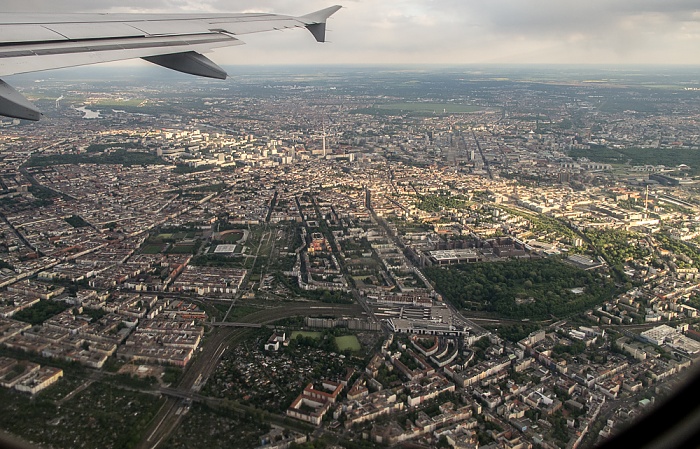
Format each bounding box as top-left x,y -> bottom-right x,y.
5,0 -> 700,65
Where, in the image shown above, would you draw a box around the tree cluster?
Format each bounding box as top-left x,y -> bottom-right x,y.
13,300 -> 70,325
415,194 -> 470,212
425,258 -> 617,320
585,228 -> 650,267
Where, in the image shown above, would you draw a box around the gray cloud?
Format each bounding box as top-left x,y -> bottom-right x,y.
3,0 -> 700,64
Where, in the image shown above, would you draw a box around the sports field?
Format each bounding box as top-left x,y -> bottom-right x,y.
335,335 -> 361,352
223,232 -> 244,243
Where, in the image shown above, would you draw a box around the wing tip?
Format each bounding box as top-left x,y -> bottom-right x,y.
300,5 -> 342,24
0,80 -> 42,121
302,5 -> 342,42
143,52 -> 228,80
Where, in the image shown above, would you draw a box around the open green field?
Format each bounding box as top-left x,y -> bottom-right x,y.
141,244 -> 163,254
223,233 -> 243,243
168,244 -> 195,254
157,233 -> 174,240
335,335 -> 361,352
226,305 -> 261,320
291,331 -> 322,340
377,102 -> 483,113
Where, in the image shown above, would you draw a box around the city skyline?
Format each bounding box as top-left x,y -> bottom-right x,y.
4,0 -> 700,66
0,63 -> 699,449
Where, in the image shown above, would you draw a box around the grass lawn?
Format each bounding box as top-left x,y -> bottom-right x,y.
226,306 -> 261,321
142,244 -> 164,254
156,233 -> 174,240
291,331 -> 322,340
335,335 -> 361,352
223,232 -> 244,243
168,245 -> 194,254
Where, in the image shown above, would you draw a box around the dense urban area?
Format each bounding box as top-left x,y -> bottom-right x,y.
0,65 -> 699,449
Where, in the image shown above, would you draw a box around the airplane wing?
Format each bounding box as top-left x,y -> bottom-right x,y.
0,5 -> 341,121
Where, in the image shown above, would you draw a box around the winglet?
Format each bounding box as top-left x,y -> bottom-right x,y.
0,80 -> 41,121
300,5 -> 341,42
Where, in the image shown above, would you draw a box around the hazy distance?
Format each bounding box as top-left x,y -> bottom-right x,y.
4,0 -> 700,66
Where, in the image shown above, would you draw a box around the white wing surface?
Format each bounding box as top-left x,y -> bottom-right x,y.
0,5 -> 341,120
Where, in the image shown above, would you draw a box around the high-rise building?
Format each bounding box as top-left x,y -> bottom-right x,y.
322,130 -> 327,158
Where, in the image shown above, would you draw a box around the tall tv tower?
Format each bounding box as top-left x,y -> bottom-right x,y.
645,185 -> 649,212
